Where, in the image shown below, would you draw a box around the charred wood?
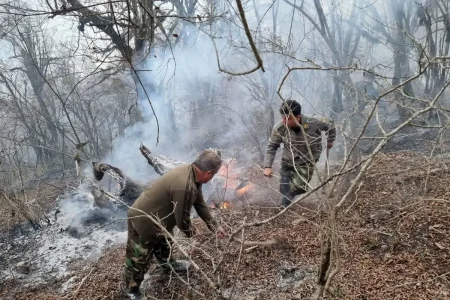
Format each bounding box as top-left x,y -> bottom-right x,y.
91,162 -> 144,206
139,143 -> 169,175
139,143 -> 184,175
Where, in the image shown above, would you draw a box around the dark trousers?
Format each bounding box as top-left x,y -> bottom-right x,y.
279,163 -> 314,206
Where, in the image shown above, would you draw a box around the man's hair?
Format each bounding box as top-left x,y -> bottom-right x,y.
193,150 -> 222,173
279,100 -> 302,116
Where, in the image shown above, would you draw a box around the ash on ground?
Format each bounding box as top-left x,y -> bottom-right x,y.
0,183 -> 128,288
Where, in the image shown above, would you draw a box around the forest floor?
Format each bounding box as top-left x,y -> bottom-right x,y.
1,151 -> 449,300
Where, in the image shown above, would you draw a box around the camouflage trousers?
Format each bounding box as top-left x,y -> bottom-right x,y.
124,220 -> 173,293
279,163 -> 314,206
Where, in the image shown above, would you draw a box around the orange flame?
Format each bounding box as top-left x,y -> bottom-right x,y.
211,201 -> 232,210
221,201 -> 232,209
234,183 -> 254,198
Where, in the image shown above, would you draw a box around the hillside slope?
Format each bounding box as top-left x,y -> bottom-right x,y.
2,152 -> 450,300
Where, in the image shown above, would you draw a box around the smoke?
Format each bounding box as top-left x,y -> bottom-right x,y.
97,1 -> 355,181
100,24 -> 266,180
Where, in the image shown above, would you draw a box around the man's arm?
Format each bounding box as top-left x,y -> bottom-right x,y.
263,126 -> 283,168
193,190 -> 219,232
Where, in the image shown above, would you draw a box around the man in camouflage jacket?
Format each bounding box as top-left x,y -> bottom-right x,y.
263,100 -> 336,207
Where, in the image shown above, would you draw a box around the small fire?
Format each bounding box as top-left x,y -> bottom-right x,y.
221,201 -> 232,209
211,201 -> 232,210
234,183 -> 254,198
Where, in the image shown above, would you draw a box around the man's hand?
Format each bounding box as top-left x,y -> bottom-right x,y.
216,226 -> 226,239
327,141 -> 334,149
263,167 -> 273,177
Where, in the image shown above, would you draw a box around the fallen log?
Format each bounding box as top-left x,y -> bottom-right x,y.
91,162 -> 144,207
90,144 -> 185,207
139,143 -> 184,175
139,143 -> 168,175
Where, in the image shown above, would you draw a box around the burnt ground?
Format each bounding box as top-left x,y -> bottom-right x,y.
0,176 -> 78,233
1,152 -> 450,299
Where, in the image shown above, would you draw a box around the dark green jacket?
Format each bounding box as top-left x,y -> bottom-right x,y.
128,164 -> 218,240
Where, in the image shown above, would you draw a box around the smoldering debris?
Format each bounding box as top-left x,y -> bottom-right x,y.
0,183 -> 128,286
0,143 -> 255,288
91,161 -> 144,207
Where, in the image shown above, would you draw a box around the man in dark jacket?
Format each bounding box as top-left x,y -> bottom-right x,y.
263,100 -> 336,207
123,150 -> 226,299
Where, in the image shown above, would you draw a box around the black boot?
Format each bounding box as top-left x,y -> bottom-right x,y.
156,258 -> 190,273
281,197 -> 292,208
121,284 -> 147,300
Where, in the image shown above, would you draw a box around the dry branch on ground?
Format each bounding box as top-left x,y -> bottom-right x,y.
2,152 -> 450,300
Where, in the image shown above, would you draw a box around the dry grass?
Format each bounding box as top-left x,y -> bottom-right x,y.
2,152 -> 450,299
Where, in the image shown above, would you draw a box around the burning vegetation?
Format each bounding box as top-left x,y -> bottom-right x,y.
210,200 -> 232,210
89,145 -> 254,212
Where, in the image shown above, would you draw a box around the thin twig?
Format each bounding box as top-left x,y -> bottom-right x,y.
74,265 -> 96,295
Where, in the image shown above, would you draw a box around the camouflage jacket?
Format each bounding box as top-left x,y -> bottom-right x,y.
263,115 -> 336,167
